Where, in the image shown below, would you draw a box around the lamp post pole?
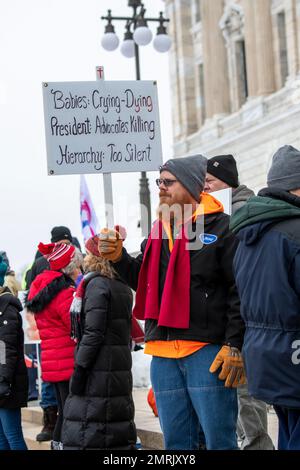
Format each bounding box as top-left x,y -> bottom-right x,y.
101,0 -> 170,237
133,42 -> 151,237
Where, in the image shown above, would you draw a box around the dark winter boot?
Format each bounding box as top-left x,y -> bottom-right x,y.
36,406 -> 58,442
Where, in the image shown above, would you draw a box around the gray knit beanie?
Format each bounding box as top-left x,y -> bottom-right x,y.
160,154 -> 207,202
268,145 -> 300,191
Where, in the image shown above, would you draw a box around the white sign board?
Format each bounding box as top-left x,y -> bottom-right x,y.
42,80 -> 163,175
211,188 -> 232,215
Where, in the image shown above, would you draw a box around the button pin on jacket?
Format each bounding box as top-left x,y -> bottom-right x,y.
3,320 -> 7,325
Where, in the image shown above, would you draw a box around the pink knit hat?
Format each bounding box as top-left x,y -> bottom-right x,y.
38,242 -> 75,271
85,235 -> 100,257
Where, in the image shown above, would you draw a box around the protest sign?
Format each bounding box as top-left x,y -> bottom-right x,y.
42,80 -> 163,175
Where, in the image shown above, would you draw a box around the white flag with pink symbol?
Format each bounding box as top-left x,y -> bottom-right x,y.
80,175 -> 99,241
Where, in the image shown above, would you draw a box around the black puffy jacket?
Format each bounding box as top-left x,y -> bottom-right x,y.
61,274 -> 136,450
25,256 -> 49,290
0,288 -> 28,409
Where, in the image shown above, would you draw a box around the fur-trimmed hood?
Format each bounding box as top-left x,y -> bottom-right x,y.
26,270 -> 74,313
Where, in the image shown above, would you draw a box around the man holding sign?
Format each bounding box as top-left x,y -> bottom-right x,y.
99,155 -> 245,450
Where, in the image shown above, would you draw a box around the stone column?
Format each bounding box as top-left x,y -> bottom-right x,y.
285,0 -> 299,78
295,0 -> 300,73
254,0 -> 276,95
201,0 -> 230,118
242,0 -> 259,97
165,0 -> 182,141
169,0 -> 198,139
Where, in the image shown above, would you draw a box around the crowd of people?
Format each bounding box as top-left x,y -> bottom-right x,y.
1,145 -> 300,450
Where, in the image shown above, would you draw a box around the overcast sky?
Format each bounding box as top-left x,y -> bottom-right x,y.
0,0 -> 173,275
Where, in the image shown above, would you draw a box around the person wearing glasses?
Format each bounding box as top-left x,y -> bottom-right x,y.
98,155 -> 245,450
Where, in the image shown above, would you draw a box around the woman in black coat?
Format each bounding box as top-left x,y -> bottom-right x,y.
0,256 -> 28,450
61,235 -> 136,450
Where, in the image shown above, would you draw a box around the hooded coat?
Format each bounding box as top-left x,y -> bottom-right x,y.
26,270 -> 76,383
230,188 -> 300,408
0,287 -> 28,409
61,274 -> 137,450
232,185 -> 254,215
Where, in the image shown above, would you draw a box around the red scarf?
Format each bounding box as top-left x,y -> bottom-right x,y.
133,193 -> 224,329
133,220 -> 190,329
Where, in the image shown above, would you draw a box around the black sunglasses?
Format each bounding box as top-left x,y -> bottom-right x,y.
156,178 -> 178,188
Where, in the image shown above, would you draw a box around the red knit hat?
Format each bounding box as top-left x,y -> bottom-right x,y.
85,235 -> 100,257
38,242 -> 75,271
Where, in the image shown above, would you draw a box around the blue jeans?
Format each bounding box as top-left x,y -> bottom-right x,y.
274,405 -> 300,450
25,344 -> 38,401
38,343 -> 57,409
150,344 -> 238,450
40,381 -> 57,409
0,408 -> 27,450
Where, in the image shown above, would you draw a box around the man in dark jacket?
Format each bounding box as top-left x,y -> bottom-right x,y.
99,155 -> 245,450
204,154 -> 254,215
205,154 -> 273,450
25,226 -> 74,289
231,145 -> 300,450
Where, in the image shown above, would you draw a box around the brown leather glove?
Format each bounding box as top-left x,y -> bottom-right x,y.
209,345 -> 247,388
98,227 -> 123,263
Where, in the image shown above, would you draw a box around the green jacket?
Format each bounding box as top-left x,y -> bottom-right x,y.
230,189 -> 300,233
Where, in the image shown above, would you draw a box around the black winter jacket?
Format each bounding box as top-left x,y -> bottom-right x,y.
25,256 -> 49,290
115,212 -> 244,350
61,274 -> 137,450
0,288 -> 28,409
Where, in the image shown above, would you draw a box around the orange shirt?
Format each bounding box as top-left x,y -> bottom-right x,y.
144,340 -> 209,358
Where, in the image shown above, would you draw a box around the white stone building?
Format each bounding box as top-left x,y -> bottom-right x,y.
164,0 -> 300,191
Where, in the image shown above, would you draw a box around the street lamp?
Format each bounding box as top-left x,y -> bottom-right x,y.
101,1 -> 171,237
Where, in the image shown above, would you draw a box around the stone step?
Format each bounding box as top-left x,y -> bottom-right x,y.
22,405 -> 163,450
22,394 -> 279,452
22,407 -> 43,426
22,421 -> 50,451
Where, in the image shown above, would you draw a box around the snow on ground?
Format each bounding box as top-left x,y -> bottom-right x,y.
132,349 -> 151,388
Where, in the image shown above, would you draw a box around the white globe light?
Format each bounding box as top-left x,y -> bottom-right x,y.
101,32 -> 119,51
153,34 -> 172,53
120,39 -> 135,58
133,26 -> 153,46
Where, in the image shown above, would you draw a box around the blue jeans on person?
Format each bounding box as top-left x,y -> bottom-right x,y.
37,344 -> 57,410
0,408 -> 27,450
25,344 -> 38,401
40,381 -> 57,409
274,405 -> 300,450
150,344 -> 238,450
